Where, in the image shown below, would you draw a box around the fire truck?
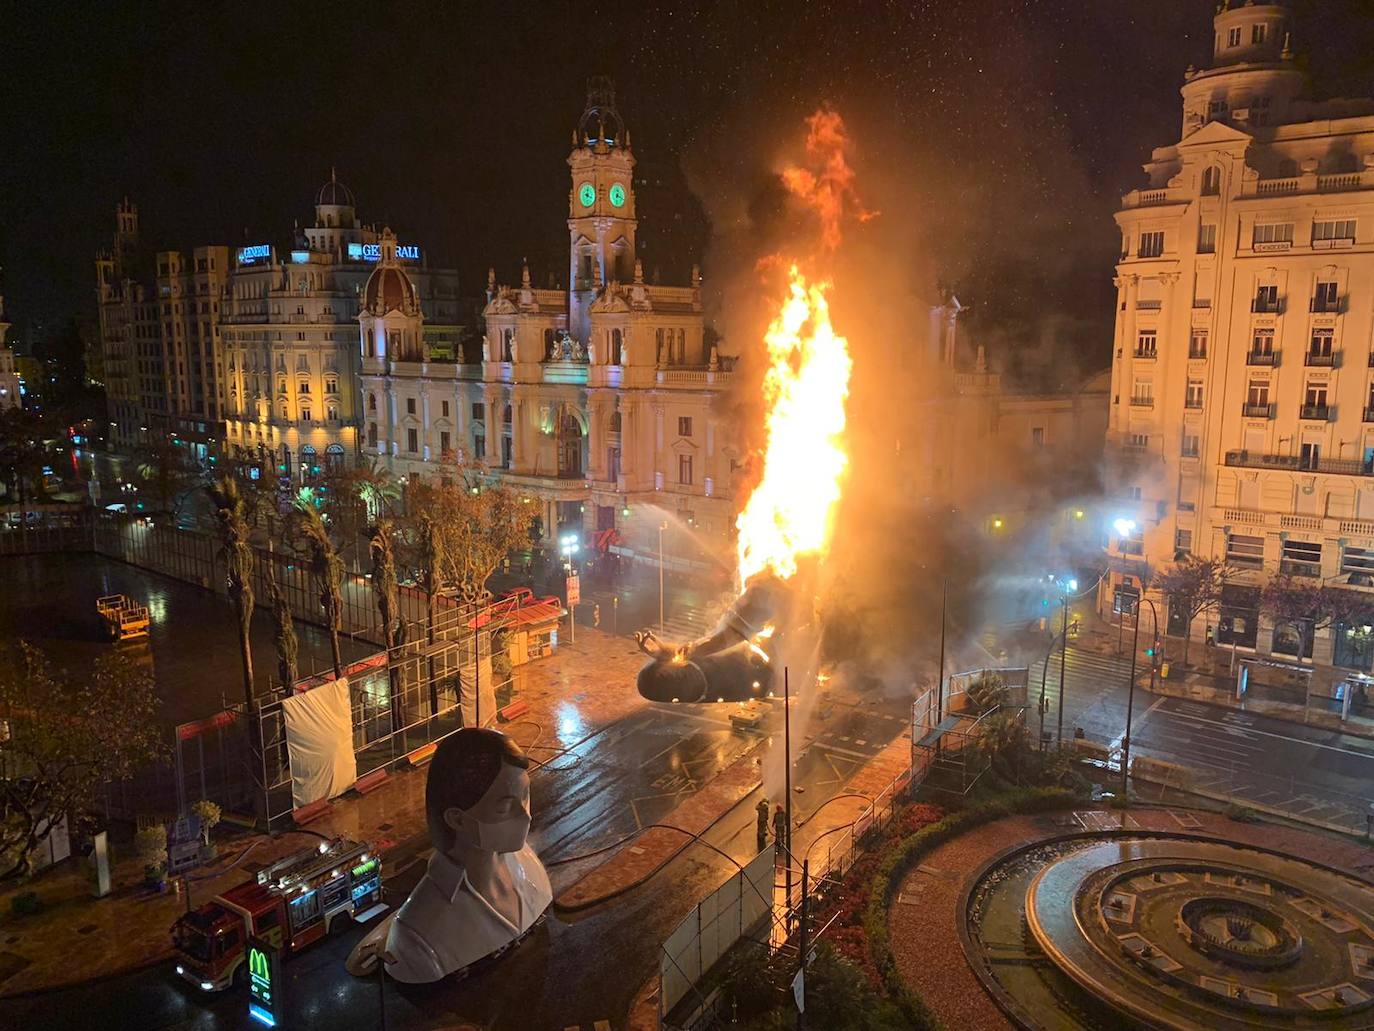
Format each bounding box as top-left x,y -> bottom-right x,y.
171,837 -> 382,991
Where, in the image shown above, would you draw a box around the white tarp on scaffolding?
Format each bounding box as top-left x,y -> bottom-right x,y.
459,655 -> 497,729
282,677 -> 357,808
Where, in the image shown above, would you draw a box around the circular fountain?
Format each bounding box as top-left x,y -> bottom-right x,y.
963,835 -> 1374,1030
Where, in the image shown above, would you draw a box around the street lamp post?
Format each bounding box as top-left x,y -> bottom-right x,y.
1121,596 -> 1159,797
1057,592 -> 1069,747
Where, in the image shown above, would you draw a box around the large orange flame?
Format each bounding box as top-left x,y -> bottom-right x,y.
735,108 -> 868,591
779,107 -> 876,252
735,266 -> 852,588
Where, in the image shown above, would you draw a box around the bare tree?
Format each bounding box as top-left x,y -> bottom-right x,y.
1261,574 -> 1366,658
0,644 -> 163,880
404,474 -> 534,603
0,408 -> 48,525
135,436 -> 204,524
1153,558 -> 1226,666
291,503 -> 345,679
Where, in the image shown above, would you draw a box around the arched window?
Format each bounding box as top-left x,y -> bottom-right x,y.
326,443 -> 345,470
368,423 -> 378,448
675,330 -> 686,365
609,411 -> 622,433
611,328 -> 622,363
368,393 -> 377,412
1201,166 -> 1221,196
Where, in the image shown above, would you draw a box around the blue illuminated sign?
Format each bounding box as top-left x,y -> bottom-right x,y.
347,242 -> 421,263
239,244 -> 271,265
290,251 -> 309,264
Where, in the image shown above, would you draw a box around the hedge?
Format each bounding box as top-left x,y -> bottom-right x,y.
861,786 -> 1081,1030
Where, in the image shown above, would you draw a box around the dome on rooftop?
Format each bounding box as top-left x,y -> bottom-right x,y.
316,171 -> 355,209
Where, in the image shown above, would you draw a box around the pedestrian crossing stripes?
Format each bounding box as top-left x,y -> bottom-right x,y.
654,605 -> 720,643
1030,646 -> 1135,696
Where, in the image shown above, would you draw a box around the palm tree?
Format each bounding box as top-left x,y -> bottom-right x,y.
206,476 -> 256,707
978,711 -> 1029,785
368,520 -> 406,734
354,458 -> 400,524
291,503 -> 345,679
264,545 -> 299,689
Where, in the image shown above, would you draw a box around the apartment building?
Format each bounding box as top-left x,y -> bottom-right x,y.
95,199 -> 165,448
220,175 -> 463,478
1104,1 -> 1374,671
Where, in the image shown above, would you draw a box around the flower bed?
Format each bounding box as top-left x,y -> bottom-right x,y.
861,786 -> 1082,1029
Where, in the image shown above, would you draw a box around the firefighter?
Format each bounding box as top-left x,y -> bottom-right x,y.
755,798 -> 771,851
772,803 -> 788,858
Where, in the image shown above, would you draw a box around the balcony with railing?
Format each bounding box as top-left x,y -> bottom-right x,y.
1364,406 -> 1374,423
1300,403 -> 1331,421
1188,347 -> 1208,360
1280,560 -> 1322,578
1132,347 -> 1158,359
1225,449 -> 1374,477
1245,170 -> 1372,198
1310,296 -> 1345,314
1129,396 -> 1155,409
1246,350 -> 1278,366
1251,296 -> 1285,314
1184,399 -> 1203,410
1305,350 -> 1336,367
1240,402 -> 1273,418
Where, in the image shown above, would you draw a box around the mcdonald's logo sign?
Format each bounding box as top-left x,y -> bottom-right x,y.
249,945 -> 270,983
247,937 -> 281,1027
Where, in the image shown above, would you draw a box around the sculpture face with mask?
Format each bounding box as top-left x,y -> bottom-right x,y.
345,729 -> 552,983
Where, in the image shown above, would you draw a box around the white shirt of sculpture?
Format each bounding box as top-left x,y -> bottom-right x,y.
383,843 -> 552,983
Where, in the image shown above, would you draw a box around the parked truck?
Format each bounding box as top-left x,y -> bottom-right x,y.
171,837 -> 382,991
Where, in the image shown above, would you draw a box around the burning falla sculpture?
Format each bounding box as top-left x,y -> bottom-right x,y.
636,574 -> 796,703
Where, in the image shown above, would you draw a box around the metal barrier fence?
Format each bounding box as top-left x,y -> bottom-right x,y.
660,844 -> 776,1022
795,764 -> 914,903
3,510 -> 524,827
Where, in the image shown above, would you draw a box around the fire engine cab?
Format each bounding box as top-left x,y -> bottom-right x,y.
171,837 -> 382,991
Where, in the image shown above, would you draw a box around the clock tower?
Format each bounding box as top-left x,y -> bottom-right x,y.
568,77 -> 637,345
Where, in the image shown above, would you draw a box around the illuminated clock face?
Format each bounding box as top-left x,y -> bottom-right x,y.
609,183 -> 626,208
578,182 -> 596,208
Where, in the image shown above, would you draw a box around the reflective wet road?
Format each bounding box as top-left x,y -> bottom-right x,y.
0,553 -> 372,727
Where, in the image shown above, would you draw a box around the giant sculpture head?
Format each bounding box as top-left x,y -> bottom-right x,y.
346,727 -> 552,984
426,727 -> 532,857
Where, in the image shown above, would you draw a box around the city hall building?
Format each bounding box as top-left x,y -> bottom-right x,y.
360,82 -> 740,556
1104,1 -> 1374,673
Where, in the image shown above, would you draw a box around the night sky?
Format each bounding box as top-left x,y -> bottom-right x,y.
4,0 -> 1373,370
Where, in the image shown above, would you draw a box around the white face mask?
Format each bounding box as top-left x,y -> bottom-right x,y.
474,812 -> 529,854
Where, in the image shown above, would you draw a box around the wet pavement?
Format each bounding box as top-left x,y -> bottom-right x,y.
1033,639 -> 1374,833
0,604 -> 915,1029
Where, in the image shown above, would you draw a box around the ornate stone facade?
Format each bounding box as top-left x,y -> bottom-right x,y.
362,83 -> 739,554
